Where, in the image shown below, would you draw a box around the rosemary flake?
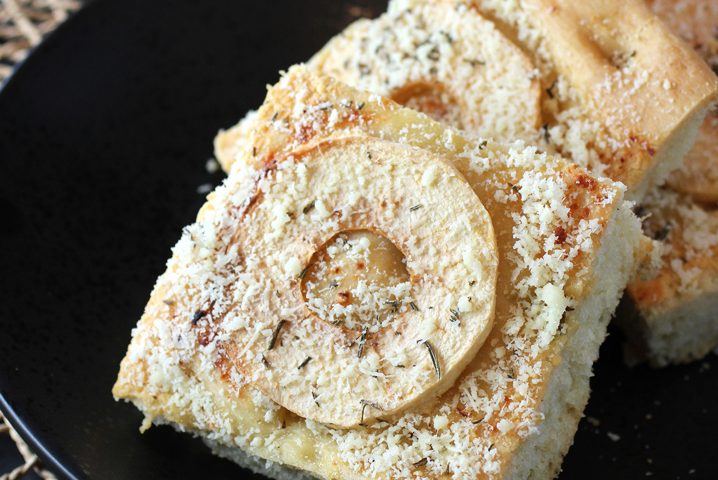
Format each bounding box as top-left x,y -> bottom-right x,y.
449,308 -> 460,324
409,301 -> 419,312
409,204 -> 423,212
191,309 -> 206,326
311,390 -> 320,407
302,200 -> 315,214
268,319 -> 286,350
359,399 -> 383,425
357,327 -> 368,359
413,458 -> 428,467
423,340 -> 441,379
298,356 -> 312,370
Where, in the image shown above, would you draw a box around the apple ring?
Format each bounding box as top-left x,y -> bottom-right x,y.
225,136 -> 497,427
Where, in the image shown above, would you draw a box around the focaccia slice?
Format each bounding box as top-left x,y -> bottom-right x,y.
623,189 -> 718,366
114,67 -> 643,479
463,0 -> 717,200
215,0 -> 718,202
619,0 -> 718,366
650,0 -> 718,203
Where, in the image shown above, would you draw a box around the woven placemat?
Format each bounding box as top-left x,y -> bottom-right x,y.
0,412 -> 56,480
0,0 -> 79,82
1,0 -> 79,475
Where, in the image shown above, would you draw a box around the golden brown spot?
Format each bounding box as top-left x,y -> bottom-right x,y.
575,173 -> 597,190
554,226 -> 568,245
336,291 -> 352,307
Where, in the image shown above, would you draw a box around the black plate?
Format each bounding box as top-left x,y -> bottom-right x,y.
0,1 -> 716,479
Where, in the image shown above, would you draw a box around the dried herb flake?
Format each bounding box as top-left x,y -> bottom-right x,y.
357,327 -> 368,359
423,340 -> 441,379
298,356 -> 312,370
268,319 -> 286,350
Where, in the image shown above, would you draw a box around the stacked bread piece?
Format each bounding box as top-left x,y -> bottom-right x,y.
623,0 -> 718,366
114,0 -> 717,478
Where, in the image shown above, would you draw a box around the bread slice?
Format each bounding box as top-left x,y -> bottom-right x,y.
114,67 -> 643,479
649,0 -> 718,203
477,0 -> 717,200
618,0 -> 718,367
215,0 -> 718,202
623,189 -> 718,366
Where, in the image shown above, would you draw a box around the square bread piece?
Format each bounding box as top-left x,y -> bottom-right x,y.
114,67 -> 643,479
620,0 -> 718,366
623,189 -> 718,366
215,0 -> 718,202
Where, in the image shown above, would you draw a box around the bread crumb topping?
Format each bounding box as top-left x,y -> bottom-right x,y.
114,66 -> 630,479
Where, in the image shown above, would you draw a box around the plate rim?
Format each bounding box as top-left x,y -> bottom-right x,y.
0,2 -> 102,479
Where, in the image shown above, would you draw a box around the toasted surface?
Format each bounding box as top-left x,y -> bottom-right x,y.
649,0 -> 718,202
115,68 -> 642,479
216,0 -> 718,202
